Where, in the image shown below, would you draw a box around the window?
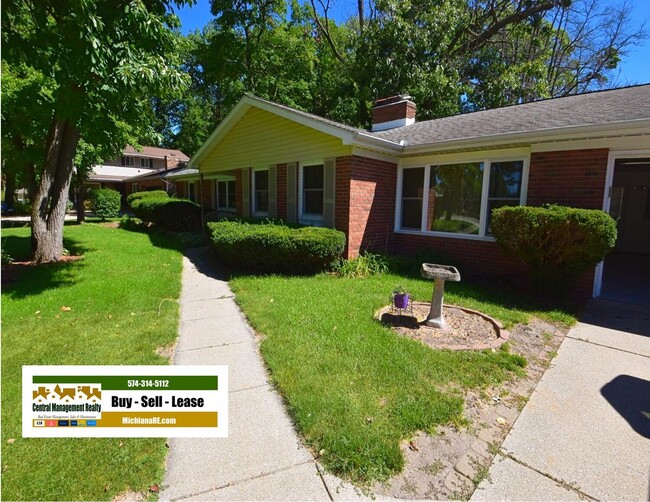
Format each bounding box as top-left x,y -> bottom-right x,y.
253,169 -> 269,214
188,182 -> 196,202
401,167 -> 424,230
217,180 -> 236,210
398,158 -> 526,238
121,156 -> 135,167
131,183 -> 138,193
302,164 -> 324,216
486,160 -> 523,234
428,162 -> 483,234
140,158 -> 151,168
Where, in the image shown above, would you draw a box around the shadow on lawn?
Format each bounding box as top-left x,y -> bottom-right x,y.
1,235 -> 88,299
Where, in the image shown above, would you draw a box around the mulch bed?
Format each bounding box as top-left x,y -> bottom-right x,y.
377,301 -> 508,350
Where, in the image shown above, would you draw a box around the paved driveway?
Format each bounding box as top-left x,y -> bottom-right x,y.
472,299 -> 650,501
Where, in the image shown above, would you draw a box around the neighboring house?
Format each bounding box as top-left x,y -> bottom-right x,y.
86,145 -> 190,199
184,85 -> 650,300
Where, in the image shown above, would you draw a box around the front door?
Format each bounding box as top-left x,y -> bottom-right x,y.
610,161 -> 650,253
600,159 -> 650,304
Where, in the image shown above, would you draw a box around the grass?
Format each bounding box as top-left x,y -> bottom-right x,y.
229,265 -> 577,484
1,224 -> 184,501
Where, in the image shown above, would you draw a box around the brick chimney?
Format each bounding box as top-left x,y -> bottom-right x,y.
372,95 -> 416,132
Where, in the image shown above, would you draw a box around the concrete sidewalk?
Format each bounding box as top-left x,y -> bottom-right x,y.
161,248 -> 364,501
472,299 -> 650,501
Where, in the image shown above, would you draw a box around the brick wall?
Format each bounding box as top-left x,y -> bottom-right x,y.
276,164 -> 287,220
175,181 -> 186,198
336,155 -> 398,258
527,149 -> 608,208
392,233 -> 527,279
200,179 -> 213,209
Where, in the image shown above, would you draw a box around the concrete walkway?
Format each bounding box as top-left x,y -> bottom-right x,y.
161,248 -> 363,501
472,299 -> 650,501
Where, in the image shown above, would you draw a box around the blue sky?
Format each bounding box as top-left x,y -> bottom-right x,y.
174,0 -> 650,85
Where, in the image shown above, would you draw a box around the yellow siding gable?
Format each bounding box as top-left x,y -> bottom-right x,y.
199,107 -> 353,173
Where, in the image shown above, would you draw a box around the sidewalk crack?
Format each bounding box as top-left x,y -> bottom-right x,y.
566,335 -> 650,359
502,453 -> 596,500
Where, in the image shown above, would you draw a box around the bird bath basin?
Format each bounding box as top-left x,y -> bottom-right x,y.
420,263 -> 461,329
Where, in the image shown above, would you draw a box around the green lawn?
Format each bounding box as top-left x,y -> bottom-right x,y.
230,268 -> 576,484
1,224 -> 184,501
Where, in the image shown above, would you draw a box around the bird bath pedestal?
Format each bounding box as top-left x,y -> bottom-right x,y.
420,263 -> 461,329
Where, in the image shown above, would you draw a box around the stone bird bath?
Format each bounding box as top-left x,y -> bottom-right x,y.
420,263 -> 461,329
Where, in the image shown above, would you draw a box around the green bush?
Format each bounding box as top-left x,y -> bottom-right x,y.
208,220 -> 346,274
88,188 -> 121,220
491,204 -> 617,292
126,190 -> 169,206
130,197 -> 201,232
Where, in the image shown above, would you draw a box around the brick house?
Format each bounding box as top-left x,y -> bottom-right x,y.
186,85 -> 650,300
85,145 -> 189,201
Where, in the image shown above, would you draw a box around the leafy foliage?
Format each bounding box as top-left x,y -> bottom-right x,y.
334,252 -> 389,278
208,220 -> 346,274
126,190 -> 169,206
491,204 -> 617,293
88,187 -> 121,220
130,196 -> 201,232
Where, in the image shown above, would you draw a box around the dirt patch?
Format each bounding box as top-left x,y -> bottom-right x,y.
377,302 -> 507,350
99,221 -> 120,228
112,490 -> 147,501
156,342 -> 176,362
372,317 -> 567,500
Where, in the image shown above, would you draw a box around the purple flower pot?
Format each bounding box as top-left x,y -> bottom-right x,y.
393,293 -> 409,309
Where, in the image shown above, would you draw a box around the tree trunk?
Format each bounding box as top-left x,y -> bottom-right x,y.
76,182 -> 86,223
31,115 -> 80,263
4,170 -> 16,208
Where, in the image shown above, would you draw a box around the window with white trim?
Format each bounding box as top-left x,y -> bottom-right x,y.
398,159 -> 526,238
140,157 -> 151,168
217,180 -> 236,210
253,169 -> 269,214
302,164 -> 324,218
121,156 -> 135,166
485,160 -> 524,234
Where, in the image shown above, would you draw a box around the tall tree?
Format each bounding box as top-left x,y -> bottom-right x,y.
2,0 -> 189,262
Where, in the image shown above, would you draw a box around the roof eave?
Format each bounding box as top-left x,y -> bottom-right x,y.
401,119 -> 650,155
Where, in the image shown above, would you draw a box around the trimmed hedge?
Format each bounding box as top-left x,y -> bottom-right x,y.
88,188 -> 121,220
208,220 -> 346,274
130,196 -> 201,232
491,204 -> 617,292
126,190 -> 169,206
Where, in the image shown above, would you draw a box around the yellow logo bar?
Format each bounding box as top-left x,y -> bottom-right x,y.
98,412 -> 218,427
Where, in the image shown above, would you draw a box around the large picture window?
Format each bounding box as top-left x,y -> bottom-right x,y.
302,164 -> 324,216
253,169 -> 269,214
428,163 -> 483,234
398,158 -> 525,238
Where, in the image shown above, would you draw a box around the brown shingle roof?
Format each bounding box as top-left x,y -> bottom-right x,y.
124,145 -> 190,161
371,84 -> 650,146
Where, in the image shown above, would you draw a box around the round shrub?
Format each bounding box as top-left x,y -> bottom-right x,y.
130,196 -> 201,232
208,220 -> 346,274
127,190 -> 169,206
491,204 -> 617,292
88,188 -> 121,220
